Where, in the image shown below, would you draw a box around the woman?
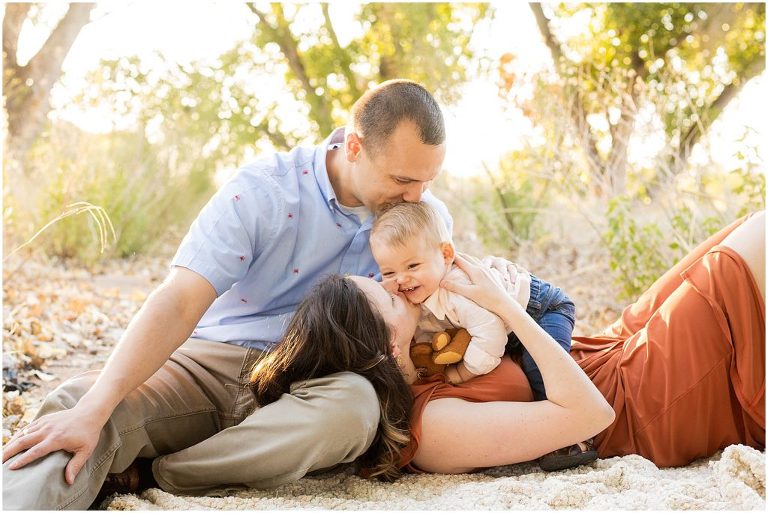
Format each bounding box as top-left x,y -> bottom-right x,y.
253,211 -> 764,477
248,274 -> 412,480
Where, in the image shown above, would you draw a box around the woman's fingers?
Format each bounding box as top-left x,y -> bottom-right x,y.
456,252 -> 483,266
440,277 -> 468,295
452,253 -> 485,281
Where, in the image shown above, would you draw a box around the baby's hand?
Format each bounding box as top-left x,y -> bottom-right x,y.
445,365 -> 464,385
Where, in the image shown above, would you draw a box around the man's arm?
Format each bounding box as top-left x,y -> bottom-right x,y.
3,267 -> 216,484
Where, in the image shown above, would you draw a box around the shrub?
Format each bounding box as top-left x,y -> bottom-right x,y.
4,122 -> 215,264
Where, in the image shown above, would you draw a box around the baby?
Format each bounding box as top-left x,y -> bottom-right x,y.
369,202 -> 596,471
369,201 -> 576,398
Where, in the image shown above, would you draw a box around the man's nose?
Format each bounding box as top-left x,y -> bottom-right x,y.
402,182 -> 425,202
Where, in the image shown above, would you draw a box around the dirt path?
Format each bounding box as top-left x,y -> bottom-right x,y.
2,253 -> 167,440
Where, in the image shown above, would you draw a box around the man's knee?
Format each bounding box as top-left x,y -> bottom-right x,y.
37,371 -> 100,417
313,372 -> 380,444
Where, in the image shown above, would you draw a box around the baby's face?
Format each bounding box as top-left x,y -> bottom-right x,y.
372,236 -> 451,305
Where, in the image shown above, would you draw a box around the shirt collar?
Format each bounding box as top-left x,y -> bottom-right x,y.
423,287 -> 448,320
314,127 -> 346,209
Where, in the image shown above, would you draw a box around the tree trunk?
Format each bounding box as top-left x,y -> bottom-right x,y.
3,3 -> 95,166
530,3 -> 608,194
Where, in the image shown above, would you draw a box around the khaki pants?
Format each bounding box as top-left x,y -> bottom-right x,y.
2,339 -> 380,510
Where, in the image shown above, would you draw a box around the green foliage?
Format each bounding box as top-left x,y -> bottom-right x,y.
78,3 -> 491,161
356,3 -> 489,103
603,159 -> 765,300
5,123 -> 214,263
511,3 -> 765,196
605,197 -> 670,300
8,3 -> 493,262
468,152 -> 551,254
493,26 -> 765,299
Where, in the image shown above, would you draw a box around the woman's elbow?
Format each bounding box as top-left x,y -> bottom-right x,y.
594,398 -> 616,432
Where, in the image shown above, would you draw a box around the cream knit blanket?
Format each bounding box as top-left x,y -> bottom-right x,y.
102,445 -> 764,510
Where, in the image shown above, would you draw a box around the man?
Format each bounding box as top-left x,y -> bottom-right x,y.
2,79 -> 451,509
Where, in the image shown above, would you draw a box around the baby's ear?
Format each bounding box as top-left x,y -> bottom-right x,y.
440,242 -> 455,264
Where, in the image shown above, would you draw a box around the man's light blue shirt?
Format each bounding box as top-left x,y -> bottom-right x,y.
171,129 -> 452,351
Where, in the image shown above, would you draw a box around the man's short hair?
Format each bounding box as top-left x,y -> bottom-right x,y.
370,201 -> 451,249
350,79 -> 445,157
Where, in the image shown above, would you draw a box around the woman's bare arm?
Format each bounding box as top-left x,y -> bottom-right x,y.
419,253 -> 614,472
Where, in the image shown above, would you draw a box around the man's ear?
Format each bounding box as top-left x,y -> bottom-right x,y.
345,131 -> 363,162
441,242 -> 455,265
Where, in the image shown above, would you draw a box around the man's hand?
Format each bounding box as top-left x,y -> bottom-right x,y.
3,407 -> 102,485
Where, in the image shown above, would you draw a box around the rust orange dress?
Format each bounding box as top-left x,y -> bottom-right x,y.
402,215 -> 765,470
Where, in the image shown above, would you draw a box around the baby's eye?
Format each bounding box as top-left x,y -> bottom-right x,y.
408,263 -> 420,269
382,272 -> 394,278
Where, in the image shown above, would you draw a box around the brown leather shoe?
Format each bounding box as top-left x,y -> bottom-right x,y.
90,462 -> 140,509
90,458 -> 156,509
538,438 -> 598,472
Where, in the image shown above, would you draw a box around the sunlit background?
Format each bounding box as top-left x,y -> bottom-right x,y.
15,1 -> 765,178
4,1 -> 766,302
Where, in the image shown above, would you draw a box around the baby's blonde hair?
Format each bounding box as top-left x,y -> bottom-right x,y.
370,202 -> 450,249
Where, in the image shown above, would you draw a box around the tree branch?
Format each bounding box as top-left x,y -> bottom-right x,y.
530,3 -> 607,190
246,3 -> 333,134
529,3 -> 563,65
5,3 -> 95,165
24,4 -> 94,92
2,2 -> 31,70
677,56 -> 765,165
321,3 -> 361,99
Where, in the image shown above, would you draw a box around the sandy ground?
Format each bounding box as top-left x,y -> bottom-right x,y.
102,445 -> 765,510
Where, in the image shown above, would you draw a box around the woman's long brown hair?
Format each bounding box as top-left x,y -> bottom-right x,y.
249,274 -> 412,480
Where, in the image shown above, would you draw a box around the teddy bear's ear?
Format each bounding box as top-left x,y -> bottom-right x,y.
431,332 -> 451,351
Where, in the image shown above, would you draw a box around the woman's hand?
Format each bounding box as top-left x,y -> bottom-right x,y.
2,407 -> 102,485
441,253 -> 526,322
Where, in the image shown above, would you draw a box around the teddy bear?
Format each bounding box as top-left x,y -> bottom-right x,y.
409,328 -> 472,378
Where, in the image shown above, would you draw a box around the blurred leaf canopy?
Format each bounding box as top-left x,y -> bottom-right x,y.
506,3 -> 765,196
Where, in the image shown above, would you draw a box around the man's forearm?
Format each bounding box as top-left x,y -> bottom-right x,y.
74,272 -> 215,424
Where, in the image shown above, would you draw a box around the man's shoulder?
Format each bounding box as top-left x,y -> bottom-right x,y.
224,144 -> 319,197
238,144 -> 315,180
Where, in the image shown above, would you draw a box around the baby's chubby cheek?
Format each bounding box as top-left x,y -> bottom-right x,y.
381,279 -> 398,293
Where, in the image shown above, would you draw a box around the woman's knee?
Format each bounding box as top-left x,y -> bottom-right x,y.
722,210 -> 765,298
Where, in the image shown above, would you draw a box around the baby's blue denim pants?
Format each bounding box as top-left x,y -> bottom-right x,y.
506,275 -> 576,401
